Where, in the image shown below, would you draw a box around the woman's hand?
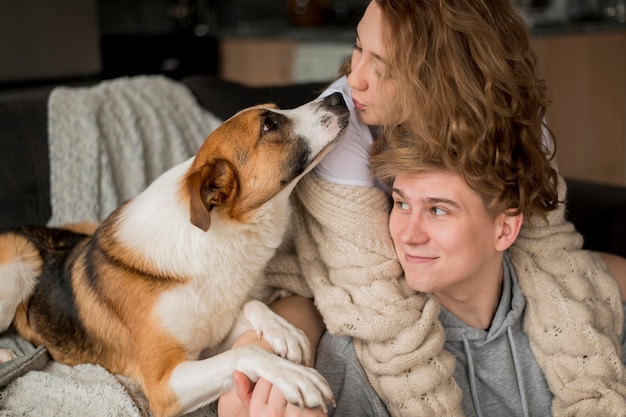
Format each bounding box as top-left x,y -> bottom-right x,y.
218,371 -> 328,417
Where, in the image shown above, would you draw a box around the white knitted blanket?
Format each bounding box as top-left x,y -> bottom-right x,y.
47,75 -> 222,226
267,172 -> 626,417
0,331 -> 218,417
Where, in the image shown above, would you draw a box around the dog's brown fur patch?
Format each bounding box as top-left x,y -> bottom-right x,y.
0,233 -> 42,270
59,222 -> 99,235
187,106 -> 308,225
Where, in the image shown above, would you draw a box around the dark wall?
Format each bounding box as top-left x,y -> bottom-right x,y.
0,0 -> 370,89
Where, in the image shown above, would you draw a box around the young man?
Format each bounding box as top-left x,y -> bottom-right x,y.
364,124 -> 626,415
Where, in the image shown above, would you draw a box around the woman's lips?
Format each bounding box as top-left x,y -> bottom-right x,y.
352,98 -> 366,111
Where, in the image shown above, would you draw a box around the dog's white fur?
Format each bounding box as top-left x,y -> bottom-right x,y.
0,93 -> 349,417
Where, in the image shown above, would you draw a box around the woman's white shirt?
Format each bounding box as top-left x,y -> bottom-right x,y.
315,76 -> 377,187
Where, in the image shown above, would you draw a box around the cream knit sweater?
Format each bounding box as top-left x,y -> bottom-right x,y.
266,172 -> 626,417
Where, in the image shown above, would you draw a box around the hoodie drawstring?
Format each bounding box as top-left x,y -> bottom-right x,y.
507,327 -> 530,417
462,334 -> 484,417
462,329 -> 531,417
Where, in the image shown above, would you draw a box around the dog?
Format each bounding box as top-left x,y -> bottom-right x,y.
0,92 -> 349,417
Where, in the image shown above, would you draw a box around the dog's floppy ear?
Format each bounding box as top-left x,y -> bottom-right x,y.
187,159 -> 238,231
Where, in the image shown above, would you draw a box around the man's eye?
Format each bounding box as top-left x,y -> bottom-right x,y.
432,207 -> 447,216
394,201 -> 410,210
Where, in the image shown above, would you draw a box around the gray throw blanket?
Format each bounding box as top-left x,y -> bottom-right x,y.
47,75 -> 222,226
1,75 -> 222,416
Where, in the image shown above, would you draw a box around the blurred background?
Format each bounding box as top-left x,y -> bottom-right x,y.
0,0 -> 624,186
0,0 -> 371,87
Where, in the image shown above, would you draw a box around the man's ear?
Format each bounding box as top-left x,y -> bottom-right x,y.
187,159 -> 238,232
495,210 -> 523,252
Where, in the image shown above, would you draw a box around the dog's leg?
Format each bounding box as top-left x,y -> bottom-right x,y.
152,300 -> 333,417
0,233 -> 42,332
221,300 -> 312,364
0,233 -> 42,363
0,349 -> 17,363
167,345 -> 334,416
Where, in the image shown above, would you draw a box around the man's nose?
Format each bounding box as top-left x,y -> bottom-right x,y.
401,216 -> 429,245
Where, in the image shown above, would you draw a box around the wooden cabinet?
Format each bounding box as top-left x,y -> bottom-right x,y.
219,38 -> 296,86
532,31 -> 626,186
219,38 -> 353,86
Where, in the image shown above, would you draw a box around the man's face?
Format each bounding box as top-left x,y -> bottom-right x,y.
389,170 -> 513,306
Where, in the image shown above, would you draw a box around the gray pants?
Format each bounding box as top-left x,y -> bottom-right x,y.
315,332 -> 390,417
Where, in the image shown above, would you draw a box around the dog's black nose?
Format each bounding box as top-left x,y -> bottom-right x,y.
323,92 -> 346,107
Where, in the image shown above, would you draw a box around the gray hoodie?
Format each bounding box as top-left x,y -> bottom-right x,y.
440,254 -> 552,417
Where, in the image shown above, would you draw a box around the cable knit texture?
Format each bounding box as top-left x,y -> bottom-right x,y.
508,174 -> 626,416
266,172 -> 626,417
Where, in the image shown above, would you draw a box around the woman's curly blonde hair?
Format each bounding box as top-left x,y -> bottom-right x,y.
347,0 -> 560,221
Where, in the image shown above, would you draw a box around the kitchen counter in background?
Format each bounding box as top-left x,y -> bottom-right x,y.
217,16 -> 626,43
530,16 -> 626,35
216,16 -> 626,86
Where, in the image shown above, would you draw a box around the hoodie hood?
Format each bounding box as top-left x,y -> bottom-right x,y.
439,253 -> 553,417
441,253 -> 524,343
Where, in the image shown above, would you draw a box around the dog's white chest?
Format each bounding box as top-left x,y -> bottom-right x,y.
153,274 -> 256,356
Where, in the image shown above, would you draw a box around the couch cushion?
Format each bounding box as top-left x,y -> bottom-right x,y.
566,178 -> 626,258
0,89 -> 52,229
182,75 -> 329,121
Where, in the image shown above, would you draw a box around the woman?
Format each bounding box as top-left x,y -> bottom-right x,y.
219,0 -> 626,415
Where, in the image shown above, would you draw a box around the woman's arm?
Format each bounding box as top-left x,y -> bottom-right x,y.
270,296 -> 326,366
599,252 -> 626,301
228,296 -> 324,361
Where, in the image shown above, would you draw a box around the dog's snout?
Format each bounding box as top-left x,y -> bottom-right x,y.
323,92 -> 345,107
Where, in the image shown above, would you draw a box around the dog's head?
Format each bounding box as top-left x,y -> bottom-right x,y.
185,92 -> 349,231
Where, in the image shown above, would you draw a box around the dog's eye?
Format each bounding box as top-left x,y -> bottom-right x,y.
261,116 -> 277,134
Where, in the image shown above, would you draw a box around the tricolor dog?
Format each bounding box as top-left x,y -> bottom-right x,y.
0,93 -> 349,417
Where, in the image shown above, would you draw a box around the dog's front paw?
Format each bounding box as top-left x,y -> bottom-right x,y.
242,300 -> 311,365
0,348 -> 17,363
240,345 -> 335,412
